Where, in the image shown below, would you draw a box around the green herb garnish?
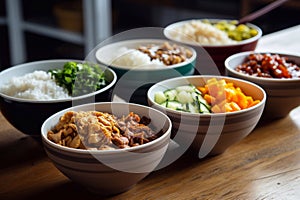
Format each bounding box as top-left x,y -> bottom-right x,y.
48,61 -> 106,96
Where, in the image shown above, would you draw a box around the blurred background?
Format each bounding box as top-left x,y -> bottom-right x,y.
1,0 -> 300,70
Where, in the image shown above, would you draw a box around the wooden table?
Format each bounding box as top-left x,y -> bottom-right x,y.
1,25 -> 300,200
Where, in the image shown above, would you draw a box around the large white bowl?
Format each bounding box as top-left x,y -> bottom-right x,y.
0,59 -> 117,136
41,102 -> 172,196
225,51 -> 300,118
147,75 -> 266,157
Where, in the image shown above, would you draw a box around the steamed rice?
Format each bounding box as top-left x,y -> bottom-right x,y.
0,70 -> 71,100
169,20 -> 237,45
110,47 -> 164,68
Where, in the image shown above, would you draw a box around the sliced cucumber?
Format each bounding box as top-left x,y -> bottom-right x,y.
161,101 -> 183,110
154,84 -> 211,113
200,103 -> 210,113
177,90 -> 193,104
154,91 -> 167,104
175,85 -> 195,93
164,89 -> 177,101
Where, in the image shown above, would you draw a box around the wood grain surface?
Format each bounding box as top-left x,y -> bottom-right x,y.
1,106 -> 300,200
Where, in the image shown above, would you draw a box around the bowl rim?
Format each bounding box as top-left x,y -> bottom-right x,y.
94,38 -> 197,71
163,18 -> 263,47
147,75 -> 266,117
41,102 -> 172,155
224,51 -> 300,83
0,59 -> 117,103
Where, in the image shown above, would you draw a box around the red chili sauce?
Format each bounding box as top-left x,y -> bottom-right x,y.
235,53 -> 300,78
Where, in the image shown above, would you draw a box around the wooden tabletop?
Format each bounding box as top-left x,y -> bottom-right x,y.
1,25 -> 300,200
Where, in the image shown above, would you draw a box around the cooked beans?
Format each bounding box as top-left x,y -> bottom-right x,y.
47,111 -> 161,150
235,53 -> 300,78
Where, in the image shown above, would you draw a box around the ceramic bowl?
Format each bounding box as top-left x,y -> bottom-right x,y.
225,51 -> 300,119
0,59 -> 117,136
147,75 -> 266,157
95,39 -> 197,105
164,19 -> 262,75
41,102 -> 172,196
95,39 -> 196,78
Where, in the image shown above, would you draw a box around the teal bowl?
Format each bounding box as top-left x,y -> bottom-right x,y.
95,39 -> 196,104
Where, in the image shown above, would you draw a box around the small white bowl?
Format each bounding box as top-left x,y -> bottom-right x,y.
225,51 -> 300,118
147,75 -> 266,157
164,19 -> 262,74
41,102 -> 172,195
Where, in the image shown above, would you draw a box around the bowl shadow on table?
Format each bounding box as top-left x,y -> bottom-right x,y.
0,133 -> 46,170
16,181 -> 99,200
20,149 -> 212,200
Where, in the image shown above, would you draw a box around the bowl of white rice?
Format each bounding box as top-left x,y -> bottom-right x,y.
95,39 -> 196,78
95,39 -> 197,105
0,59 -> 117,136
164,19 -> 262,75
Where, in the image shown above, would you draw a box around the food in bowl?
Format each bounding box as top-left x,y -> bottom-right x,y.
148,75 -> 266,156
164,19 -> 262,75
0,61 -> 108,100
0,70 -> 70,100
110,42 -> 193,68
154,78 -> 260,113
164,19 -> 258,46
48,61 -> 107,96
95,39 -> 196,71
0,59 -> 117,136
225,51 -> 300,118
154,84 -> 211,113
95,39 -> 196,105
203,19 -> 259,41
47,110 -> 162,150
235,53 -> 300,78
41,102 -> 172,195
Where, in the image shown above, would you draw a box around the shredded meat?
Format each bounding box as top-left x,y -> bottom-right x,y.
47,111 -> 161,150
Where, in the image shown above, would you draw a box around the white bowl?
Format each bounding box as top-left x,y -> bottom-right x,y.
225,51 -> 300,118
41,102 -> 172,195
164,19 -> 262,74
147,75 -> 266,157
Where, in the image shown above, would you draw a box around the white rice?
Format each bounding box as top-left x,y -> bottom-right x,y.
169,20 -> 237,45
0,70 -> 71,100
110,47 -> 164,68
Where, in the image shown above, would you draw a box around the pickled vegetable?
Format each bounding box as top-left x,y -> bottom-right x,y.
202,19 -> 258,41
